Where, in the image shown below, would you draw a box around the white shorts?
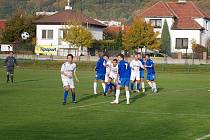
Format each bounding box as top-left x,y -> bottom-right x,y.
105,73 -> 110,83
109,72 -> 118,83
62,78 -> 75,88
130,72 -> 140,81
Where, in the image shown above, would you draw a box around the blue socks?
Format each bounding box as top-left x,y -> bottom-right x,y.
137,83 -> 140,91
63,91 -> 69,103
104,83 -> 115,95
131,82 -> 134,91
72,92 -> 76,102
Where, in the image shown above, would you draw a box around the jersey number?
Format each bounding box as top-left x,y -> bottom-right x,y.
125,63 -> 128,70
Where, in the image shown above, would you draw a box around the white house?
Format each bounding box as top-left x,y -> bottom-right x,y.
34,9 -> 106,56
140,0 -> 210,54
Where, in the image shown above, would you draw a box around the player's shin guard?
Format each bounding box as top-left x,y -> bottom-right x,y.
63,91 -> 69,103
94,82 -> 97,94
130,82 -> 134,91
72,92 -> 76,102
126,91 -> 130,104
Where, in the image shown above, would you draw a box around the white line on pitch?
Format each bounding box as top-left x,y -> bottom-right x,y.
68,101 -> 110,110
195,133 -> 210,140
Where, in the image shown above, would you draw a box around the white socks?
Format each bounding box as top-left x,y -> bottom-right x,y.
94,82 -> 97,94
152,82 -> 157,90
126,91 -> 130,104
141,82 -> 145,89
115,89 -> 120,103
148,81 -> 153,88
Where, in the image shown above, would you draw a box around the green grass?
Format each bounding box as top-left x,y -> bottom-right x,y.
1,62 -> 210,140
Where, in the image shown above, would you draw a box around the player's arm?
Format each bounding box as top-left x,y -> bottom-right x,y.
139,61 -> 145,69
130,61 -> 134,70
144,61 -> 154,68
4,57 -> 8,67
73,71 -> 79,83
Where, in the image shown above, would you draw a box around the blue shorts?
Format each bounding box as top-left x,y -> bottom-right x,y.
118,78 -> 130,87
147,73 -> 156,81
140,70 -> 144,78
95,73 -> 105,81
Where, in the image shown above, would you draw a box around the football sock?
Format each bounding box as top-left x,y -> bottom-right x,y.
148,81 -> 153,88
137,83 -> 140,91
152,82 -> 157,90
115,89 -> 120,103
72,92 -> 76,102
7,74 -> 9,82
131,82 -> 134,91
141,82 -> 145,89
11,75 -> 13,83
63,91 -> 69,103
126,91 -> 130,103
105,83 -> 109,95
94,82 -> 97,94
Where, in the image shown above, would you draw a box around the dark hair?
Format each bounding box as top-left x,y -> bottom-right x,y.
117,53 -> 124,59
145,53 -> 150,57
67,54 -> 74,59
113,59 -> 118,62
104,54 -> 109,58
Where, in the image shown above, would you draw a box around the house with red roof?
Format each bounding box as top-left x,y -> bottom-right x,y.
139,0 -> 210,54
0,20 -> 6,29
34,6 -> 106,56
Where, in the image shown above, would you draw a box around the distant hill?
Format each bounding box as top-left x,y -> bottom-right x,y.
0,0 -> 210,21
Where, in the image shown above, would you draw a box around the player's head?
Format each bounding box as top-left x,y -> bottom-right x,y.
134,53 -> 139,60
67,54 -> 73,63
98,52 -> 104,58
136,52 -> 142,60
9,51 -> 14,56
145,53 -> 150,60
103,54 -> 109,61
112,59 -> 118,67
117,53 -> 124,61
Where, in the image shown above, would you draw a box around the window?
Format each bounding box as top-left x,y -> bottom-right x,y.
42,30 -> 53,39
150,19 -> 162,28
176,38 -> 188,49
206,21 -> 209,31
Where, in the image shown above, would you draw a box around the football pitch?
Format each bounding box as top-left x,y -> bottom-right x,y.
0,61 -> 210,140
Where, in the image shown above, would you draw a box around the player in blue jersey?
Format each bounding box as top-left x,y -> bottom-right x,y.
144,54 -> 158,93
137,53 -> 145,93
93,53 -> 106,95
111,54 -> 131,105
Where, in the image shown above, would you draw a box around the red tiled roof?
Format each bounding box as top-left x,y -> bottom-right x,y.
0,20 -> 6,29
34,10 -> 107,28
140,1 -> 210,30
140,1 -> 174,18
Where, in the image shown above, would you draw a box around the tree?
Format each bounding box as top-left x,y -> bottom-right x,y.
63,21 -> 93,56
0,12 -> 37,51
122,18 -> 160,51
160,20 -> 171,56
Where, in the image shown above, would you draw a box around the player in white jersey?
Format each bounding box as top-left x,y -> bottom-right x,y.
104,59 -> 118,95
61,54 -> 79,105
130,53 -> 144,93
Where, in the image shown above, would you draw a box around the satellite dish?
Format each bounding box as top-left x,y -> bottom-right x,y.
21,32 -> 30,40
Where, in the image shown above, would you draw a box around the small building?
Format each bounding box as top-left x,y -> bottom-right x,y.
139,0 -> 210,54
34,9 -> 106,56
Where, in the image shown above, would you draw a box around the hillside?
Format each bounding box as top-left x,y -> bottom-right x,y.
0,0 -> 210,21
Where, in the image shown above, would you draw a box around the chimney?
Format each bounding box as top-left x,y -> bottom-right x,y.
65,0 -> 72,10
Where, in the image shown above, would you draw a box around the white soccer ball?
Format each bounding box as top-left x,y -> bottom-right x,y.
21,32 -> 30,40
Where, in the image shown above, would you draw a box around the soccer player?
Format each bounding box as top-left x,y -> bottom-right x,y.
111,54 -> 131,105
144,54 -> 158,93
4,52 -> 18,83
93,53 -> 106,95
130,53 -> 144,93
104,59 -> 118,96
61,54 -> 79,105
137,53 -> 146,93
104,54 -> 112,96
